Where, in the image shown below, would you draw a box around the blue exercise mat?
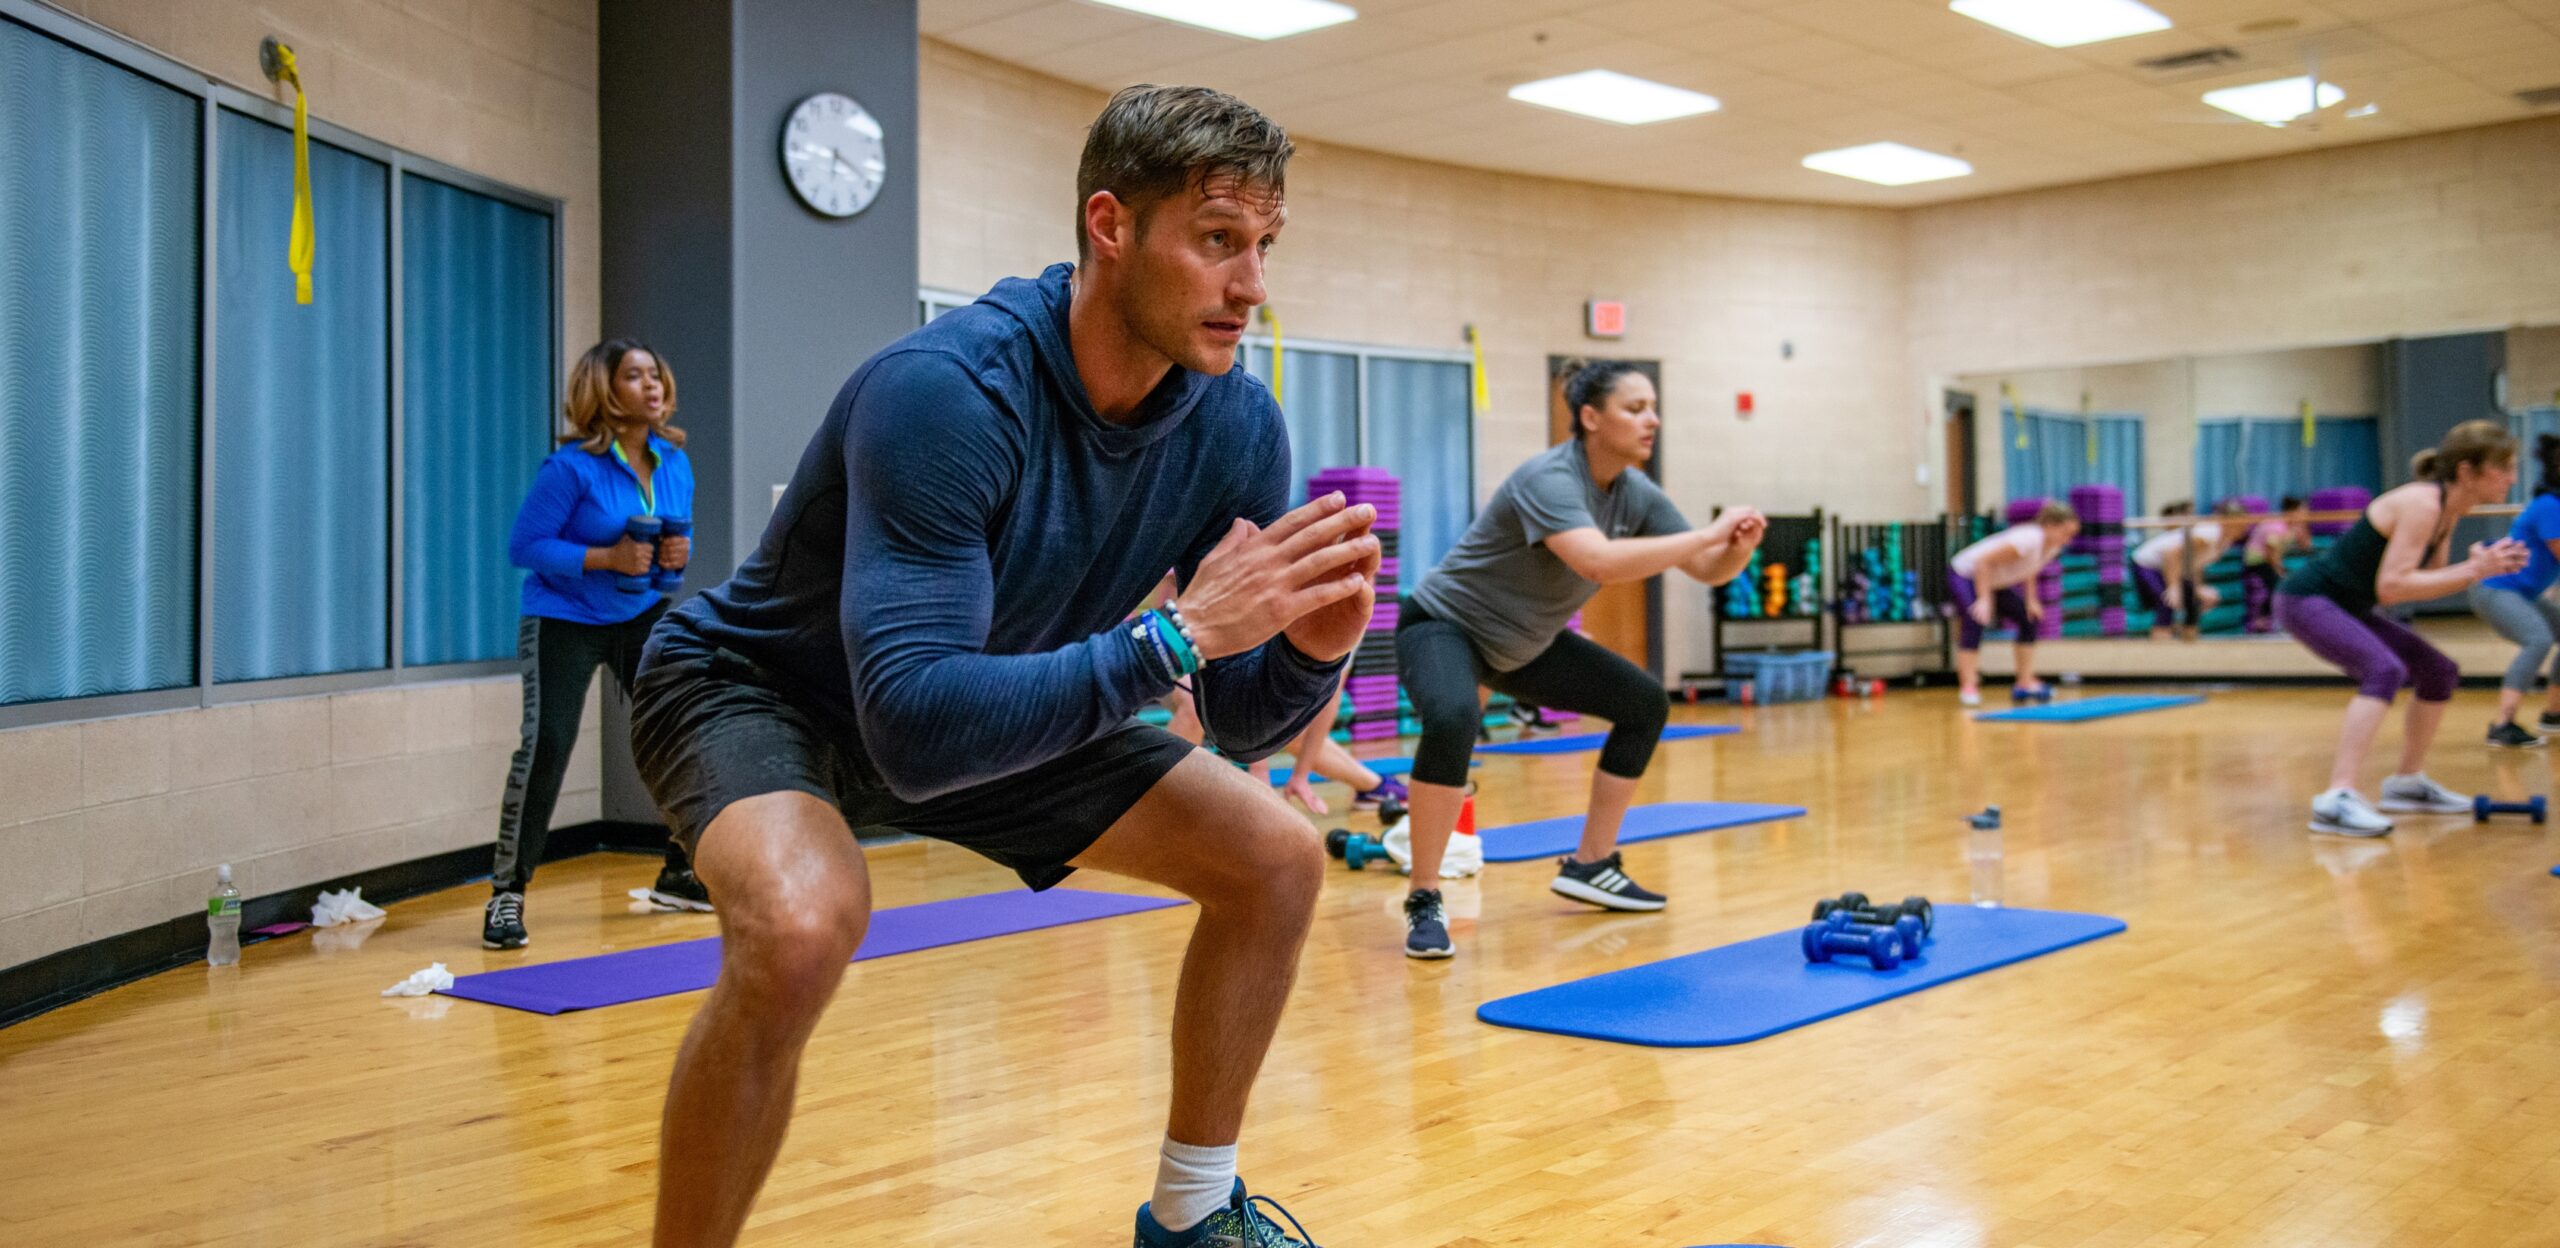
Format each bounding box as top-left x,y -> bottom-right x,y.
1477,801 -> 1804,863
1478,724 -> 1738,755
441,888 -> 1186,1015
1973,693 -> 2202,723
1477,906 -> 2126,1047
1267,757 -> 1427,787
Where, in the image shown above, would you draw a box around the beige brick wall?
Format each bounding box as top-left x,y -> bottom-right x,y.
920,41 -> 1926,678
0,679 -> 600,969
1,0 -> 605,971
44,0 -> 601,376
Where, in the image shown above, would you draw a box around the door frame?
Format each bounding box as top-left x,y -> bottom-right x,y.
1549,356 -> 1666,680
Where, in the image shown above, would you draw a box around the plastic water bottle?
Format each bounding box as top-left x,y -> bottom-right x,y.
1966,808 -> 2004,909
207,864 -> 242,966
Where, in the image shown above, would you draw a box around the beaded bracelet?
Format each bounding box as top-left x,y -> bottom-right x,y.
1145,609 -> 1201,676
1160,598 -> 1203,658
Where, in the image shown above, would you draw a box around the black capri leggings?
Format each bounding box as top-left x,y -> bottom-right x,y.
1396,602 -> 1671,788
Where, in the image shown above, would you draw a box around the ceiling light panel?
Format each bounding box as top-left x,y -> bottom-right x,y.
1507,70 -> 1721,125
1080,0 -> 1356,41
1801,141 -> 1974,185
2202,75 -> 2345,124
1949,0 -> 2171,47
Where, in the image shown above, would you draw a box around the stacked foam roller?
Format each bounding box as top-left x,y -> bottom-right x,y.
1311,467 -> 1403,741
2069,485 -> 2127,636
2006,498 -> 2065,641
2308,486 -> 2371,538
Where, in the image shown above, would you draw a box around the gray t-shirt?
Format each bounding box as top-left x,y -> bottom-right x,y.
1405,438 -> 1689,671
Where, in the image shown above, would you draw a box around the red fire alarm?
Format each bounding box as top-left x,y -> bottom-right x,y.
1736,391 -> 1755,418
1585,299 -> 1626,339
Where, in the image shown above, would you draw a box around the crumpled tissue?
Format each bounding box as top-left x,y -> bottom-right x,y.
382,962 -> 454,997
312,887 -> 386,927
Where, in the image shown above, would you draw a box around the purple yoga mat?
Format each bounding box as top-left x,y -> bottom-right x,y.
440,888 -> 1188,1015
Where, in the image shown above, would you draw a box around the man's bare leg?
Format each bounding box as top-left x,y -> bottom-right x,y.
655,792 -> 872,1248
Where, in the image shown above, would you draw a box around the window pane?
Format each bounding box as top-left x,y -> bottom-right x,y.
1364,358 -> 1474,574
213,111 -> 390,681
0,19 -> 200,705
401,173 -> 552,666
1245,345 -> 1358,504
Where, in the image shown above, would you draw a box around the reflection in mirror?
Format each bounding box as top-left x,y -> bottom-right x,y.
1956,325 -> 2560,646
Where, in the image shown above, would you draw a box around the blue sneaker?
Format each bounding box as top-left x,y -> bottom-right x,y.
1135,1178 -> 1321,1246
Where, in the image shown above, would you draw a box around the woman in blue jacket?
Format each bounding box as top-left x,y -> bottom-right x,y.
484,339 -> 704,950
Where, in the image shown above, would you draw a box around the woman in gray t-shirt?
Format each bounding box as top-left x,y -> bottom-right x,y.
1391,361 -> 1767,959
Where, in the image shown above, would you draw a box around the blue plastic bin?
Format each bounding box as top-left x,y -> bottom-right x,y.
1724,650 -> 1834,704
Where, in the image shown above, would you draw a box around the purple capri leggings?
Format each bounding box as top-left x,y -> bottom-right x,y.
2274,592 -> 2459,703
1947,570 -> 2031,652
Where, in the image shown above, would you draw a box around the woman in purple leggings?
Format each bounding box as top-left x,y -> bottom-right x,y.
2275,420 -> 2526,837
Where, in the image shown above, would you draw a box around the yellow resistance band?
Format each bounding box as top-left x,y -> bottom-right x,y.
2300,398 -> 2316,449
267,42 -> 314,304
1466,325 -> 1490,413
2003,382 -> 2024,449
2083,390 -> 2097,466
1258,306 -> 1283,407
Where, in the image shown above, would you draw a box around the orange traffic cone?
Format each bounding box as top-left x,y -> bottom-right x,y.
1455,794 -> 1477,837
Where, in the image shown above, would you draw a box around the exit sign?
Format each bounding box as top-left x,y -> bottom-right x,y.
1585,299 -> 1626,339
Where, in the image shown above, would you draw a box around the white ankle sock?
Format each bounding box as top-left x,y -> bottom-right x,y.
1151,1138 -> 1238,1233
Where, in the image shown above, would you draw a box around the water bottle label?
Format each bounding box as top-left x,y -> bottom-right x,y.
209,897 -> 240,918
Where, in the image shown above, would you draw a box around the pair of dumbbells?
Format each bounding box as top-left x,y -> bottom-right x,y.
2473,794 -> 2548,824
614,515 -> 693,594
1811,891 -> 1935,938
1800,911 -> 1925,969
1324,828 -> 1394,871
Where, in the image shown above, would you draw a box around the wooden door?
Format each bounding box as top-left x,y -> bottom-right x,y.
1944,391 -> 1977,517
1547,357 -> 1664,676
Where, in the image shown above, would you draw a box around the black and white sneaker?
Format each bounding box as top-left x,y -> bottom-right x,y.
2488,721 -> 2546,749
482,891 -> 528,949
648,863 -> 716,912
2537,711 -> 2560,735
1403,889 -> 1453,960
1550,852 -> 1667,912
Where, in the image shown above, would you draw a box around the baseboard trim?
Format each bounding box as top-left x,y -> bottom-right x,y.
0,820 -> 669,1029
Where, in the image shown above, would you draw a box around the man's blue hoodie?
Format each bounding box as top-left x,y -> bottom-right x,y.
651,263 -> 1345,802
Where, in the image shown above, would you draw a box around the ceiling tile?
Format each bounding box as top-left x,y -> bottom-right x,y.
921,0 -> 1051,37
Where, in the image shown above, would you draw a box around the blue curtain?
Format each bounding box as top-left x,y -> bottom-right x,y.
401,174 -> 551,666
213,112 -> 389,682
1365,358 -> 1474,575
2513,406 -> 2560,501
2002,406 -> 2143,510
2193,416 -> 2382,505
0,20 -> 200,705
1245,345 -> 1357,504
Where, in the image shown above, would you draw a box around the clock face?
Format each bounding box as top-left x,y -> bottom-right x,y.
781,92 -> 886,219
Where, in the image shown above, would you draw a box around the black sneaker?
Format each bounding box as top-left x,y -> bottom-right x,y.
2488,721 -> 2546,749
482,891 -> 528,949
1550,852 -> 1667,911
1134,1177 -> 1320,1246
1403,889 -> 1452,960
648,863 -> 716,912
2537,712 -> 2560,735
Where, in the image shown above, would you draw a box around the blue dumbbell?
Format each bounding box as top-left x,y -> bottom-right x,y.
2472,793 -> 2547,824
616,515 -> 663,593
650,516 -> 692,593
1801,912 -> 1904,970
1323,828 -> 1395,871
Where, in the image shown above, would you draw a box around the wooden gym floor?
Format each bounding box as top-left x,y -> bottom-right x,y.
5,686 -> 2559,1247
